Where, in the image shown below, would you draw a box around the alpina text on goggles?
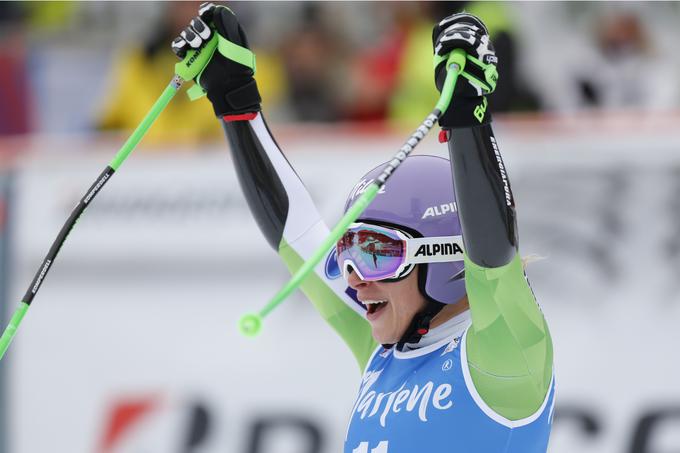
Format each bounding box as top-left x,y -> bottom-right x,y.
336,223 -> 465,281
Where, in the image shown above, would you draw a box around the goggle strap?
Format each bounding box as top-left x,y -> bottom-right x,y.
406,236 -> 465,264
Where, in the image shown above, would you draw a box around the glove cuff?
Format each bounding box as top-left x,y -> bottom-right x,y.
439,96 -> 492,129
206,79 -> 262,117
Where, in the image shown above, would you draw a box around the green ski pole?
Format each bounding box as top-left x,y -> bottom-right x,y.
239,49 -> 467,337
0,76 -> 181,360
0,34 -> 219,361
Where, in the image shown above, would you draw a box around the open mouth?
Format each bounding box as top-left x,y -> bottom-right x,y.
364,300 -> 389,318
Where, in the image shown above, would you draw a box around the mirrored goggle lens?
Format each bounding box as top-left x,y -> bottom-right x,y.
336,225 -> 406,281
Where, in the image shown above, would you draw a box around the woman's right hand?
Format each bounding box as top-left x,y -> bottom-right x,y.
171,2 -> 261,118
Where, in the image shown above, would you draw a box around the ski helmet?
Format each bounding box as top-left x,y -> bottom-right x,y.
344,155 -> 466,306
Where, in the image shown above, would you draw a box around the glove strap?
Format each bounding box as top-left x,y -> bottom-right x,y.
460,71 -> 491,94
187,84 -> 207,101
187,35 -> 257,102
466,54 -> 498,92
433,52 -> 498,95
432,52 -> 448,70
217,35 -> 256,72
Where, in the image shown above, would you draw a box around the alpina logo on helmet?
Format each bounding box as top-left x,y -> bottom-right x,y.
422,202 -> 457,219
407,236 -> 465,264
414,242 -> 463,257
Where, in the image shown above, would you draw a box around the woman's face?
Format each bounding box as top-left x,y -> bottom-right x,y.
346,266 -> 427,344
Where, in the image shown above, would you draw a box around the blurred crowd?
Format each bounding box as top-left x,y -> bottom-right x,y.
1,1 -> 680,144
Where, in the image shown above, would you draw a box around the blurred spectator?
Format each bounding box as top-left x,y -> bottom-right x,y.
525,3 -> 680,113
22,1 -> 77,31
97,2 -> 288,144
386,3 -> 441,127
6,1 -> 680,138
342,4 -> 410,122
388,2 -> 539,127
278,4 -> 344,122
463,1 -> 540,112
96,2 -> 222,145
0,3 -> 31,136
574,8 -> 679,110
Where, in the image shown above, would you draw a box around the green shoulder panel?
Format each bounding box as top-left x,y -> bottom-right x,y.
464,253 -> 553,420
279,238 -> 377,372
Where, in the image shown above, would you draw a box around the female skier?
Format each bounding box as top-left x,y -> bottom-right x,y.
173,4 -> 555,452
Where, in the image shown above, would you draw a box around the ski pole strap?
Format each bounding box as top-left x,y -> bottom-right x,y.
187,84 -> 207,101
185,35 -> 257,102
432,49 -> 468,71
465,54 -> 498,92
218,35 -> 256,71
433,49 -> 501,101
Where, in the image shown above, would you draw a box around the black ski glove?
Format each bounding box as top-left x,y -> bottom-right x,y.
432,13 -> 499,128
171,3 -> 261,118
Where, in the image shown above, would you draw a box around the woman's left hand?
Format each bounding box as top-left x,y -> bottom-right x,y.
432,13 -> 499,127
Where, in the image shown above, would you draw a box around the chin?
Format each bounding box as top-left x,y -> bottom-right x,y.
370,326 -> 401,345
370,328 -> 388,344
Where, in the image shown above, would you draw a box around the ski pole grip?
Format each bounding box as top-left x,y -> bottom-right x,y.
435,50 -> 465,114
175,33 -> 219,82
447,49 -> 466,73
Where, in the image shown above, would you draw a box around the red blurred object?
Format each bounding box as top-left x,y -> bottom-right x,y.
98,396 -> 159,453
0,33 -> 31,136
345,28 -> 408,122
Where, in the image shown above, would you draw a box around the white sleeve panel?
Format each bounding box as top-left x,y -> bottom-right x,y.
249,114 -> 324,245
249,114 -> 366,318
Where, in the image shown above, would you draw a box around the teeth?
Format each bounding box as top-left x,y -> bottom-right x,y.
362,300 -> 387,305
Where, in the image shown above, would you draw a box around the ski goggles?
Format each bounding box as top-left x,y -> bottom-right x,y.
336,222 -> 465,282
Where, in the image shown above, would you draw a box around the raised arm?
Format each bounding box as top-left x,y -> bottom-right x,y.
433,14 -> 553,420
222,113 -> 377,371
171,4 -> 376,370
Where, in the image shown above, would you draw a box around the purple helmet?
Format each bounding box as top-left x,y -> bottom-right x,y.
344,155 -> 465,305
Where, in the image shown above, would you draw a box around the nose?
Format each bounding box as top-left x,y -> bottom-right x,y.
346,265 -> 371,290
